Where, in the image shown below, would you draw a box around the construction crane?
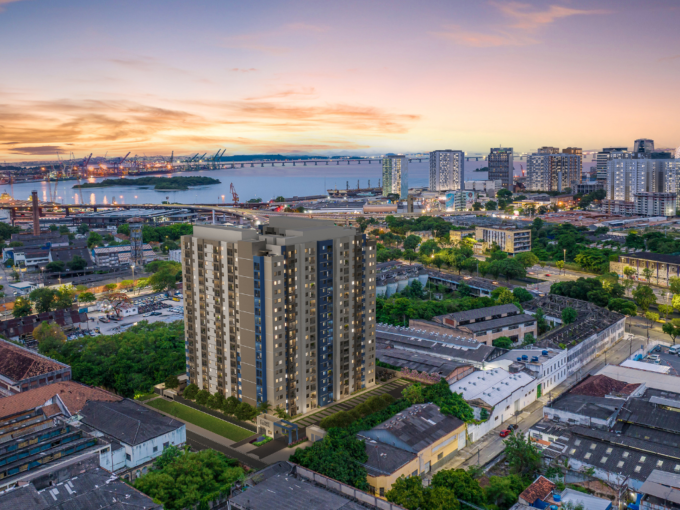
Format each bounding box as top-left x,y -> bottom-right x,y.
119,152 -> 131,166
230,183 -> 239,203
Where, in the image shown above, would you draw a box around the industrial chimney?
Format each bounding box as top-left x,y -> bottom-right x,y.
31,190 -> 40,235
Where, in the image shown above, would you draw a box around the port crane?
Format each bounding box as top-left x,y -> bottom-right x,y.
230,183 -> 239,203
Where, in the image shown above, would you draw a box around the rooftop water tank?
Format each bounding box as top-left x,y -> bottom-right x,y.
550,506 -> 559,510
522,355 -> 529,361
531,356 -> 539,362
553,495 -> 562,503
517,357 -> 522,361
542,350 -> 549,356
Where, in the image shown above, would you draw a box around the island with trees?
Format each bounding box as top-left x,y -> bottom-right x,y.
73,176 -> 221,190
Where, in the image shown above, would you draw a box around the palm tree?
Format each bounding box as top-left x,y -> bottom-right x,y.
257,400 -> 272,415
273,407 -> 290,420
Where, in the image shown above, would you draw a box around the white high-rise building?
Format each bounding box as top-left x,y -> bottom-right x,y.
634,138 -> 654,154
429,150 -> 464,191
606,159 -> 677,201
382,155 -> 408,199
526,150 -> 581,192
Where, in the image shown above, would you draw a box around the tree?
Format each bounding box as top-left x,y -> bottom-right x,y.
514,252 -> 539,269
119,279 -> 134,291
164,374 -> 180,389
492,287 -> 517,305
87,231 -> 103,248
195,389 -> 210,405
183,383 -> 199,400
77,223 -> 90,234
633,284 -> 657,313
659,304 -> 673,320
646,311 -> 660,322
38,321 -> 185,398
150,267 -> 179,294
29,287 -> 57,313
561,307 -> 578,324
523,332 -> 536,345
402,384 -> 425,405
662,321 -> 680,344
385,476 -> 426,510
608,298 -> 637,315
12,297 -> 32,317
512,287 -> 534,303
623,265 -> 637,283
33,322 -> 67,354
403,249 -> 418,264
403,234 -> 422,251
68,255 -> 88,271
104,283 -> 118,293
534,307 -> 548,334
235,402 -> 258,421
46,261 -> 66,272
493,336 -> 513,349
503,431 -> 542,476
485,200 -> 497,211
257,400 -> 272,415
134,448 -> 244,510
472,202 -> 482,211
485,475 -> 527,510
53,286 -> 76,310
556,260 -> 565,274
670,277 -> 680,297
431,469 -> 485,506
642,267 -> 654,283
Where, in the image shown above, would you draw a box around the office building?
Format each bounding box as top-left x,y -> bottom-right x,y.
181,217 -> 377,417
596,147 -> 628,183
573,182 -> 604,195
635,192 -> 677,217
429,150 -> 464,191
474,226 -> 531,254
634,138 -> 655,154
382,155 -> 408,199
526,149 -> 581,192
445,190 -> 475,211
488,147 -> 514,189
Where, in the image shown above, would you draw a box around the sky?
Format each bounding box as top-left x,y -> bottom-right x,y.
1,0 -> 680,162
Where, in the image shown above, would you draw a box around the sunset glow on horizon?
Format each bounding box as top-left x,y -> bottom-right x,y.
2,0 -> 680,162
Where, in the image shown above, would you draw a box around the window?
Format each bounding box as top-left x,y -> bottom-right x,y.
153,446 -> 158,453
635,465 -> 642,473
412,470 -> 418,477
380,488 -> 385,497
657,461 -> 664,468
590,443 -> 597,450
617,461 -> 624,468
163,442 -> 170,449
675,465 -> 680,472
639,456 -> 646,463
574,439 -> 581,446
438,452 -> 443,460
606,447 -> 613,454
600,457 -> 608,463
623,452 -> 629,458
584,453 -> 591,459
569,448 -> 576,455
126,453 -> 131,461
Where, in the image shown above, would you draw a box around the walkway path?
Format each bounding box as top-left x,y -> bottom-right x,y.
291,378 -> 410,428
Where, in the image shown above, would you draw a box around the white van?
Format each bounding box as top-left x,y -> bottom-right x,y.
669,345 -> 680,355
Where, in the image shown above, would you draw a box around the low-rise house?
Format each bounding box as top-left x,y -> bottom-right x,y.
518,475 -> 555,506
359,403 -> 466,498
92,244 -> 156,267
229,461 -> 407,510
376,324 -> 504,369
77,399 -> 186,481
488,347 -> 568,397
543,374 -> 642,429
0,338 -> 71,396
0,309 -> 88,345
434,304 -> 537,346
561,488 -> 613,510
640,469 -> 680,510
449,368 -> 537,442
117,303 -> 139,317
524,295 -> 625,377
376,346 -> 474,383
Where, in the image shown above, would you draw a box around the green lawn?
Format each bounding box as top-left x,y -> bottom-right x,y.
146,398 -> 252,442
134,392 -> 158,402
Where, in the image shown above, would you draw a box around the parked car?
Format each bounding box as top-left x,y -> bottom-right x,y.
508,424 -> 519,431
648,354 -> 661,363
499,430 -> 511,438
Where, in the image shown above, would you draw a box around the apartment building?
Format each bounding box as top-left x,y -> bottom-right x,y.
605,159 -> 677,202
429,150 -> 464,191
382,155 -> 408,199
596,147 -> 629,184
488,147 -> 514,189
474,226 -> 531,254
526,149 -> 581,192
634,192 -> 677,217
181,217 -> 377,417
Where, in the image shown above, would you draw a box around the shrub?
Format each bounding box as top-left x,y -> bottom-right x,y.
183,383 -> 199,400
195,389 -> 210,406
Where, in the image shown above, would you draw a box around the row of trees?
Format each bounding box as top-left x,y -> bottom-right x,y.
319,394 -> 395,430
182,384 -> 278,422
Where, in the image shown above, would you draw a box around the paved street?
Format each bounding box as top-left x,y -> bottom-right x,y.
428,331 -> 654,478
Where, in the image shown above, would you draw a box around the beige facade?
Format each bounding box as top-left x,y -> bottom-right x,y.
475,226 -> 531,254
181,217 -> 377,417
610,253 -> 680,288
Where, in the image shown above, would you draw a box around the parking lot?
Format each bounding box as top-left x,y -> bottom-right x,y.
87,296 -> 184,335
648,345 -> 680,376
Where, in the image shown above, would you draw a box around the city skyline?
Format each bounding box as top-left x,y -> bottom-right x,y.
2,0 -> 680,161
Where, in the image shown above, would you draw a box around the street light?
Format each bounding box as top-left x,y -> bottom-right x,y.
131,264 -> 135,294
563,249 -> 566,275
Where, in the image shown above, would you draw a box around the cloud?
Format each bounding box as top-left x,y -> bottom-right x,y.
231,68 -> 257,72
244,87 -> 317,101
657,54 -> 680,62
433,2 -> 609,47
7,145 -> 66,155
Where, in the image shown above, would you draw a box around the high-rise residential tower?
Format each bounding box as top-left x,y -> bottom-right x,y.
429,150 -> 465,192
526,148 -> 581,192
596,147 -> 628,183
634,139 -> 654,154
181,217 -> 377,417
488,148 -> 514,189
382,155 -> 408,199
605,159 -> 672,201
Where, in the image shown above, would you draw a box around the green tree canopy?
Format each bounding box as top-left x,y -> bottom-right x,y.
561,307 -> 578,324
29,287 -> 58,313
12,296 -> 32,317
503,431 -> 542,476
633,284 -> 657,313
431,469 -> 485,506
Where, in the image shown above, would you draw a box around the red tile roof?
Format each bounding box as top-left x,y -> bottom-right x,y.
519,476 -> 555,505
0,339 -> 67,383
0,381 -> 121,420
570,374 -> 640,398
